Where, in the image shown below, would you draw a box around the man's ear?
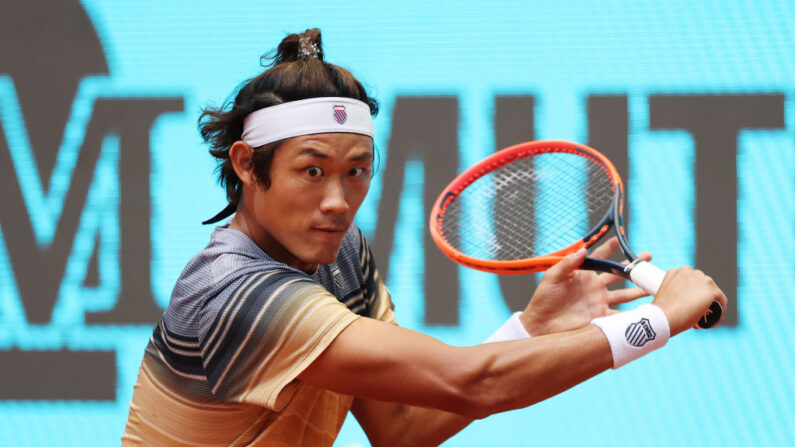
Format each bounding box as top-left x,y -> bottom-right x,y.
229,141 -> 256,185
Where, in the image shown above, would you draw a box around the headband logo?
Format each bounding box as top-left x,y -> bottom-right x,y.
333,105 -> 348,124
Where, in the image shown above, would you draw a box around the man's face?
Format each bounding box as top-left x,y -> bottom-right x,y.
245,133 -> 373,272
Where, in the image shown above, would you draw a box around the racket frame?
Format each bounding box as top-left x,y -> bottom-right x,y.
430,140 -> 633,276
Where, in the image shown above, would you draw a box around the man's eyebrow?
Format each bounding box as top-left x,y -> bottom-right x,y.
296,148 -> 374,161
350,151 -> 374,161
297,148 -> 330,159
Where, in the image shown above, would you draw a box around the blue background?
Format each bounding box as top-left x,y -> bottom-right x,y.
0,0 -> 793,445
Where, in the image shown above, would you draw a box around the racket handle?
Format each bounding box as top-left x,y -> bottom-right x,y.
626,260 -> 665,295
626,260 -> 722,329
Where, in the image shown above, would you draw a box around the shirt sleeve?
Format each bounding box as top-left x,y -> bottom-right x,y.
198,269 -> 359,410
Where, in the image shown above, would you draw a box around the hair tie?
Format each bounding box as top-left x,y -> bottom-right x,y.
297,37 -> 320,60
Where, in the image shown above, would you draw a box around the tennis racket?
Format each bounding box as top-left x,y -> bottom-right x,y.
429,140 -> 722,329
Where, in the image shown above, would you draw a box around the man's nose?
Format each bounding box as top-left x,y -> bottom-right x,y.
319,178 -> 349,214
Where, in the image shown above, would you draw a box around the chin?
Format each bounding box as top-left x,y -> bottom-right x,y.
314,251 -> 340,265
295,245 -> 340,267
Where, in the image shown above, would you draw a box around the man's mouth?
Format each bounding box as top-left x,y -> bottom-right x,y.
313,226 -> 347,234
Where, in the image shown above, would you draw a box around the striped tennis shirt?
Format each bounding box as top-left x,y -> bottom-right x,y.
122,225 -> 395,446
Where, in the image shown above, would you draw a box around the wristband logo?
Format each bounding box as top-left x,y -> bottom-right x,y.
625,318 -> 656,347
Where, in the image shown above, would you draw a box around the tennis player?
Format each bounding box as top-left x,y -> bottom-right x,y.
121,29 -> 727,446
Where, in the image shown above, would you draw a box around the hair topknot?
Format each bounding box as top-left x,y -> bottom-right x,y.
262,28 -> 324,67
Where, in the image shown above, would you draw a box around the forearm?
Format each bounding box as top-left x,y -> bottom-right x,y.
348,324 -> 613,445
466,324 -> 612,415
388,327 -> 610,443
302,318 -> 613,423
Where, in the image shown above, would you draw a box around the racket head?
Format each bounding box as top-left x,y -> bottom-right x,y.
429,140 -> 624,274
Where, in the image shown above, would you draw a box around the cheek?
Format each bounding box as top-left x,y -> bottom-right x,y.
349,180 -> 371,206
257,182 -> 318,222
252,186 -> 290,223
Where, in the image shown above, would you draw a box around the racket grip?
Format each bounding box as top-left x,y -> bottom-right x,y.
626,260 -> 665,295
627,261 -> 723,329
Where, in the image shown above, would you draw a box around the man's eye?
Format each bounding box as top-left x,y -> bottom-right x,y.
306,166 -> 323,177
349,167 -> 369,178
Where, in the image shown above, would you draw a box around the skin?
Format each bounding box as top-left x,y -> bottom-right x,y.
520,240 -> 653,335
228,133 -> 374,273
228,132 -> 728,446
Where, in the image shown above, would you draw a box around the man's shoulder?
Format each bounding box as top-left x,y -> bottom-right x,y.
176,227 -> 288,287
164,228 -> 316,334
213,269 -> 319,314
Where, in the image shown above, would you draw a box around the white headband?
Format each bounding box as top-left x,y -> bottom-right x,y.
241,97 -> 374,147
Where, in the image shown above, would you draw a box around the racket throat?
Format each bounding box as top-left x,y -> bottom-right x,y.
610,187 -> 639,262
584,212 -> 613,244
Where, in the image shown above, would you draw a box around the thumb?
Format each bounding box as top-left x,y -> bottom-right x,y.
546,248 -> 586,280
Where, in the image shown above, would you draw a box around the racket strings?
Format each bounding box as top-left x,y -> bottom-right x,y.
440,152 -> 614,261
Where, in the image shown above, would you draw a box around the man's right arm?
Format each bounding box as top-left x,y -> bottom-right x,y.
298,266 -> 726,444
302,317 -> 613,418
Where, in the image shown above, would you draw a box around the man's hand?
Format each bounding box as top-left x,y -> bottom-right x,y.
520,237 -> 651,336
651,267 -> 727,335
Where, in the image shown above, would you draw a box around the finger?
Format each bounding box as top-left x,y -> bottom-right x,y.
606,286 -> 651,305
599,271 -> 627,287
545,248 -> 586,280
590,237 -> 619,260
708,286 -> 729,327
615,251 -> 653,267
596,250 -> 654,285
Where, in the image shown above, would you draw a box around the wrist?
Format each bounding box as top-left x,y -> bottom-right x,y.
650,300 -> 687,336
517,311 -> 543,335
484,312 -> 531,343
590,304 -> 670,368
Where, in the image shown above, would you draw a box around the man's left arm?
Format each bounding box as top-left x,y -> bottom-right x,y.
352,398 -> 473,447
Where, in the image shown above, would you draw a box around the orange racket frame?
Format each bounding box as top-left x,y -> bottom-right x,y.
429,140 -> 624,274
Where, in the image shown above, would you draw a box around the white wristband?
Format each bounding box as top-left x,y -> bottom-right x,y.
485,312 -> 531,343
591,304 -> 670,369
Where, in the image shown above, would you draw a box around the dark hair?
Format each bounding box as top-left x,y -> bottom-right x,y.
198,28 -> 379,215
